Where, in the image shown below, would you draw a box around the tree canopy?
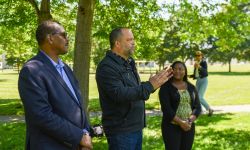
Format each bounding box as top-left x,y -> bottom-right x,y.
0,0 -> 249,109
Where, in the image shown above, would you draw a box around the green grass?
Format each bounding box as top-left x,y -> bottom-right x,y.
1,113 -> 250,150
0,99 -> 24,115
0,71 -> 20,100
1,63 -> 250,115
0,122 -> 26,150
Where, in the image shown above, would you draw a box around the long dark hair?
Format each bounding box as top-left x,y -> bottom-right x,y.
169,61 -> 188,82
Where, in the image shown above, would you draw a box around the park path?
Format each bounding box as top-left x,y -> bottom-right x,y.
1,104 -> 250,123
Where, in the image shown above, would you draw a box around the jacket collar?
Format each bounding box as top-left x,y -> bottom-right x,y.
35,51 -> 82,108
106,50 -> 134,66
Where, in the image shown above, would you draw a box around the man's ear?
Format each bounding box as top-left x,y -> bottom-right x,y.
115,40 -> 120,48
47,34 -> 53,44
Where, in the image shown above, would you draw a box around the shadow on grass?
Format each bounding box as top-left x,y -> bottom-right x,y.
146,113 -> 235,130
0,122 -> 25,150
0,99 -> 24,115
146,115 -> 250,150
196,113 -> 233,126
0,79 -> 8,82
143,134 -> 165,150
193,128 -> 250,150
0,72 -> 19,75
2,115 -> 247,150
89,98 -> 101,112
209,72 -> 250,76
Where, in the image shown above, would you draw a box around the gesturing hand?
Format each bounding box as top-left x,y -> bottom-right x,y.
149,66 -> 173,90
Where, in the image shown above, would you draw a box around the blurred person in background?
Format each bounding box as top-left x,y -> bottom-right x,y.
190,51 -> 214,116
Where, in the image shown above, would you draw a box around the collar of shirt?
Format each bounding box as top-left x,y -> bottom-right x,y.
40,50 -> 65,69
40,50 -> 80,103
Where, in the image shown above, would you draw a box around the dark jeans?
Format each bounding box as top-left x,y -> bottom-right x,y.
106,130 -> 142,150
162,123 -> 195,150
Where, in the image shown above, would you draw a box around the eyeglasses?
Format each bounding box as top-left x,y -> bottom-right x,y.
51,32 -> 68,39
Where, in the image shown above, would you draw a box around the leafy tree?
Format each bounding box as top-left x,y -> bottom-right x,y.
159,1 -> 209,64
92,0 -> 165,66
27,0 -> 52,23
0,0 -> 37,70
209,0 -> 250,72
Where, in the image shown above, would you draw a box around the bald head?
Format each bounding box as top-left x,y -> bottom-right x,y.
109,27 -> 130,50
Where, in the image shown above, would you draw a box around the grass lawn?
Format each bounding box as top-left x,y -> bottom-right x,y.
0,122 -> 26,150
1,113 -> 250,150
1,63 -> 250,115
89,63 -> 250,111
0,65 -> 249,149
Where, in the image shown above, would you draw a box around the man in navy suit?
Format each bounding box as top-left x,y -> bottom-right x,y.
18,20 -> 92,150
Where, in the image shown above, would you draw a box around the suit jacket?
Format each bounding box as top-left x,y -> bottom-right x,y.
18,51 -> 89,150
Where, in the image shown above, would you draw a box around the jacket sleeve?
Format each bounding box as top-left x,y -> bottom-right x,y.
18,66 -> 83,149
199,61 -> 208,75
158,84 -> 176,122
191,87 -> 202,117
96,64 -> 154,104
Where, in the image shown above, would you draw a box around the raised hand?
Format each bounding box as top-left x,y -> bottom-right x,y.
149,66 -> 173,90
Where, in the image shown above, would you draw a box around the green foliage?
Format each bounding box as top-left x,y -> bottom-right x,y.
208,0 -> 250,63
1,0 -> 249,70
51,1 -> 78,62
0,0 -> 79,66
92,0 -> 166,66
0,0 -> 37,68
156,0 -> 250,69
158,1 -> 211,63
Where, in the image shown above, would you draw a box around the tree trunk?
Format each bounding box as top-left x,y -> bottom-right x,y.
27,0 -> 52,23
38,0 -> 52,23
228,59 -> 231,72
73,0 -> 95,116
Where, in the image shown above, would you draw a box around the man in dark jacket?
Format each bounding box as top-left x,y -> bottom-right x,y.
18,20 -> 92,150
96,27 -> 173,150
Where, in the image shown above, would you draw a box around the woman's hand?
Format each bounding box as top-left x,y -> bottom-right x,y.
189,115 -> 197,123
179,120 -> 191,131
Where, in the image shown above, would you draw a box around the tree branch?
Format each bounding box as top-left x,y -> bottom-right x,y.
26,0 -> 40,16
